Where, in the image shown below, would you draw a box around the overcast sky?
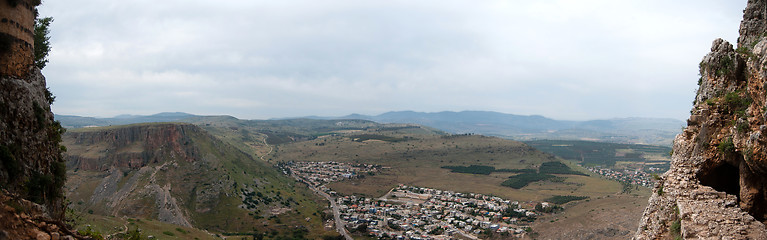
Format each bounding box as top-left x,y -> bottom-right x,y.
38,0 -> 744,120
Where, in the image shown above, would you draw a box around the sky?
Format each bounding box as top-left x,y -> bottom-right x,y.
38,0 -> 745,121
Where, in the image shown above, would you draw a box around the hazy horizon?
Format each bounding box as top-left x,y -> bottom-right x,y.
56,109 -> 688,122
39,1 -> 744,121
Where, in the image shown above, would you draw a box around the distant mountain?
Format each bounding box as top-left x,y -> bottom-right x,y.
55,112 -> 198,128
57,111 -> 684,146
309,111 -> 684,146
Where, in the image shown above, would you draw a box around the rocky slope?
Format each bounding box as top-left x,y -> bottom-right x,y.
63,123 -> 334,237
635,0 -> 767,239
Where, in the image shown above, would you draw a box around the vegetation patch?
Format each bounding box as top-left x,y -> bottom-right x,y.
723,91 -> 751,116
544,195 -> 589,204
718,138 -> 736,155
501,173 -> 557,189
77,226 -> 105,240
539,161 -> 588,176
442,165 -> 538,175
494,168 -> 537,174
350,134 -> 407,142
441,165 -> 495,175
670,219 -> 681,239
715,55 -> 734,76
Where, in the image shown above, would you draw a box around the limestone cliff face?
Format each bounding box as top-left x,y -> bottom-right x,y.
635,1 -> 767,239
64,123 -> 200,172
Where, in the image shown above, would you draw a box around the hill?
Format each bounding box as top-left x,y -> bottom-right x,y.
313,110 -> 684,146
62,123 -> 338,239
56,111 -> 683,146
55,112 -> 197,128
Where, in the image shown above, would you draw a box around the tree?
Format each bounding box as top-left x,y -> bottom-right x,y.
34,17 -> 53,69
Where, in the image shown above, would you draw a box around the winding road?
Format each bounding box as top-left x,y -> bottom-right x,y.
295,176 -> 353,240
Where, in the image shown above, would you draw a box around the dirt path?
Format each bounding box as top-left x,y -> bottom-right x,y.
260,136 -> 272,162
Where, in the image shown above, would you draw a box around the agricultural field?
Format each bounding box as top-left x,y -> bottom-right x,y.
525,140 -> 672,172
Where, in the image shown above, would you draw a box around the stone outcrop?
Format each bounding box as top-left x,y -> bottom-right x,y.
635,1 -> 767,239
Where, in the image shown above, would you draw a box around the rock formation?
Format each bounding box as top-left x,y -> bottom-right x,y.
635,0 -> 767,239
62,123 -> 249,229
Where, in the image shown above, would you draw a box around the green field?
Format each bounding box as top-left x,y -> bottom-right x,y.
525,140 -> 672,171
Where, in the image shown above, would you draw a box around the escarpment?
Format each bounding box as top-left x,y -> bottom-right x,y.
64,123 -> 202,171
635,1 -> 767,239
62,123 -> 280,230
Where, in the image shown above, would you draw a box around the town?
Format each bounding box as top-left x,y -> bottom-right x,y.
281,161 -> 546,239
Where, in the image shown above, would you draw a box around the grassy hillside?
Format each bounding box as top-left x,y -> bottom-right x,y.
63,123 -> 339,239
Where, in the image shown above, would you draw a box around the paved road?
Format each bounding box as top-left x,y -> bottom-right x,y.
295,175 -> 353,240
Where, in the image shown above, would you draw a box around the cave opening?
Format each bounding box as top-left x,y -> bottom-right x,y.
698,162 -> 740,201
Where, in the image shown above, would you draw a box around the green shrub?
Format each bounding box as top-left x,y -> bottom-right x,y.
78,226 -> 105,240
162,231 -> 175,236
724,91 -> 751,115
718,138 -> 736,155
715,55 -> 734,76
670,219 -> 681,238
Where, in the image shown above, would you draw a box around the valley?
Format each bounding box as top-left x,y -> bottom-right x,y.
57,116 -> 661,239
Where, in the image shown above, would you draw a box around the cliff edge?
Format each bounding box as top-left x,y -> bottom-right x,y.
635,0 -> 767,239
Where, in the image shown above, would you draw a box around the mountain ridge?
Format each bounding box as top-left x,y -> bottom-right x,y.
57,110 -> 683,146
301,110 -> 684,146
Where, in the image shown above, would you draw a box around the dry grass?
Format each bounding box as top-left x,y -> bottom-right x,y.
529,190 -> 651,239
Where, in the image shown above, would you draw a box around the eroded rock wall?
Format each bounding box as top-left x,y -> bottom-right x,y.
0,69 -> 66,220
635,0 -> 767,239
64,123 -> 201,171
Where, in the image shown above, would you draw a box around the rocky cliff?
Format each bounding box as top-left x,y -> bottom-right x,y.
65,123 -> 200,172
634,0 -> 767,239
0,65 -> 84,240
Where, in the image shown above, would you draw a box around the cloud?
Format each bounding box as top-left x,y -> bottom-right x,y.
39,0 -> 744,120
